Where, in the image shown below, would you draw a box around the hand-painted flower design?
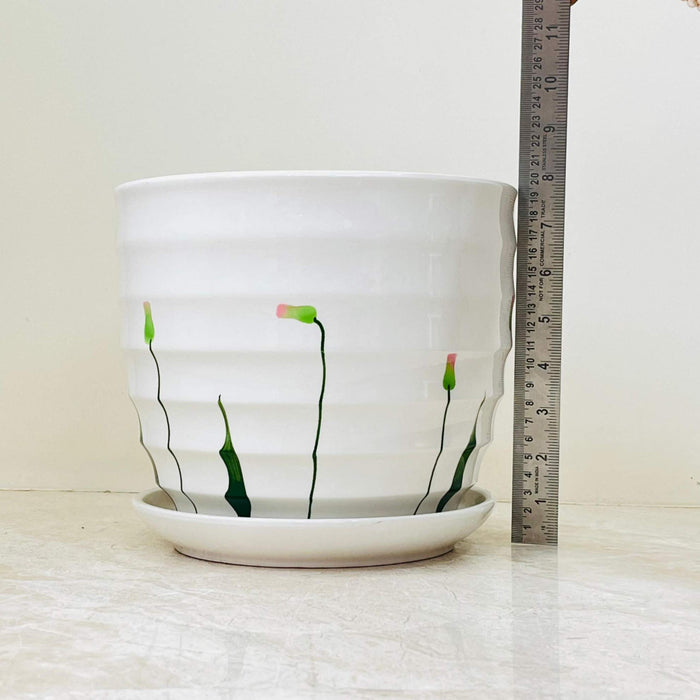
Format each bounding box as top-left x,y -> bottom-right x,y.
142,301 -> 197,514
143,301 -> 155,344
414,353 -> 456,515
443,353 -> 457,391
276,302 -> 326,519
276,304 -> 318,324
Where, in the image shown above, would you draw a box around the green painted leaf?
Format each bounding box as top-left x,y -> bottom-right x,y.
436,396 -> 486,513
217,395 -> 251,517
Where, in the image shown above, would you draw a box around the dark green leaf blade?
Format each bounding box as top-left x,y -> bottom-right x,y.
436,396 -> 486,513
217,395 -> 251,517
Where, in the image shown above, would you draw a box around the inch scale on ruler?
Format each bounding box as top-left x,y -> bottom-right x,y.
512,0 -> 570,545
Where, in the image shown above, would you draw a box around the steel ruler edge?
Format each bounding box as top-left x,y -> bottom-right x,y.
512,0 -> 570,545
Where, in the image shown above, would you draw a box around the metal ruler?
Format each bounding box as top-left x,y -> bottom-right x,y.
512,0 -> 570,545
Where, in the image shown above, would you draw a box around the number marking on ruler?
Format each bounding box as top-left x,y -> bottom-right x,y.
512,0 -> 570,545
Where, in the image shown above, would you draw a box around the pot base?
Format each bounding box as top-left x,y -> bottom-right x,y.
133,486 -> 494,568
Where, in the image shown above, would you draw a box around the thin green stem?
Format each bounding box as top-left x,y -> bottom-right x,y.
129,396 -> 176,510
308,318 -> 326,519
414,388 -> 451,515
149,340 -> 198,514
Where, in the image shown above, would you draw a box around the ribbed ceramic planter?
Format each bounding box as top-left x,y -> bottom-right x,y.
117,171 -> 516,519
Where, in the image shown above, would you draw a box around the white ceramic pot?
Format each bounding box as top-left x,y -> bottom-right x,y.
117,171 -> 516,519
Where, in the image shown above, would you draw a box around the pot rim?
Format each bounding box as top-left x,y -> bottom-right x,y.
116,170 -> 517,195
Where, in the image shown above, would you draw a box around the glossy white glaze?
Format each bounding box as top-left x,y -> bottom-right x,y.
133,486 -> 494,567
117,172 -> 516,518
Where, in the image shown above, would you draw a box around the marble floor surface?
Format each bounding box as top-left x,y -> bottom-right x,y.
0,492 -> 698,699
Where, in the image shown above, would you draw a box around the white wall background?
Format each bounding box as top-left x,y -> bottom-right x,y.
1,0 -> 698,505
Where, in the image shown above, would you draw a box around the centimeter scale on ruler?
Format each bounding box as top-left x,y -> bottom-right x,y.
512,0 -> 570,545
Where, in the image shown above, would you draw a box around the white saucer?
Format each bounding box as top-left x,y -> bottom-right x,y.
133,487 -> 495,568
